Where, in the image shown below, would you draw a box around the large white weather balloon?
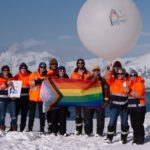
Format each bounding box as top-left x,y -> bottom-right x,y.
77,0 -> 142,61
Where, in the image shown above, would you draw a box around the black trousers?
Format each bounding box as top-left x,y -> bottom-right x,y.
15,96 -> 29,131
50,107 -> 67,135
83,108 -> 105,135
47,110 -> 52,131
129,110 -> 146,143
28,101 -> 45,131
75,107 -> 83,134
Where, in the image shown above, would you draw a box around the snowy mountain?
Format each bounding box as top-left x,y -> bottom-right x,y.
0,50 -> 150,88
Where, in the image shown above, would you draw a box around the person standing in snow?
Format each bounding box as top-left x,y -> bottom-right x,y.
70,58 -> 90,135
83,65 -> 110,136
0,65 -> 17,131
128,70 -> 146,144
14,63 -> 31,132
47,58 -> 59,134
50,66 -> 69,136
27,62 -> 47,132
105,67 -> 130,144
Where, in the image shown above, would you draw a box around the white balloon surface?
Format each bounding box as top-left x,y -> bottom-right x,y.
77,0 -> 142,61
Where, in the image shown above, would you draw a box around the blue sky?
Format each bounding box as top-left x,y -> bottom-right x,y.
0,0 -> 150,61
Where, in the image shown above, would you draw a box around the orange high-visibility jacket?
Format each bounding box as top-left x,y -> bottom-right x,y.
105,70 -> 130,107
29,71 -> 46,102
47,69 -> 58,78
0,76 -> 13,99
128,76 -> 146,109
14,72 -> 31,96
70,70 -> 90,80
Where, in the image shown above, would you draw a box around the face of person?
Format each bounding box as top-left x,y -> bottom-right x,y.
92,69 -> 100,77
77,61 -> 85,69
39,67 -> 46,74
2,69 -> 9,77
20,67 -> 27,74
59,69 -> 65,77
130,73 -> 137,81
50,63 -> 57,70
117,69 -> 125,80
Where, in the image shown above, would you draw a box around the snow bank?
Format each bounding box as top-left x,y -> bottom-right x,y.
0,113 -> 150,150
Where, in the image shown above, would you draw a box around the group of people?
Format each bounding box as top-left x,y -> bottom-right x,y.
0,58 -> 146,145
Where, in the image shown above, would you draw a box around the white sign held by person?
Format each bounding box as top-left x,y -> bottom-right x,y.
8,81 -> 22,98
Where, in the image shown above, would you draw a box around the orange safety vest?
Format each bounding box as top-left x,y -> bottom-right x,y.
105,70 -> 130,107
14,72 -> 30,96
0,76 -> 13,99
29,71 -> 46,102
128,76 -> 146,109
47,69 -> 58,78
70,70 -> 90,80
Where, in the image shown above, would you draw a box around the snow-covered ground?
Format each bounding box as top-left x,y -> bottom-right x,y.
0,112 -> 150,150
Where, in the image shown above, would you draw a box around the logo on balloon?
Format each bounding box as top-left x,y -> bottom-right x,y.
110,9 -> 127,26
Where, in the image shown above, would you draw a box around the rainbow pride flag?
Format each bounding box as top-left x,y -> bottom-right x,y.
40,78 -> 104,112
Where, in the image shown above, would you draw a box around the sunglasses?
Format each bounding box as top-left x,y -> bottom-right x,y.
59,70 -> 65,72
51,63 -> 57,66
78,62 -> 84,65
20,68 -> 26,69
93,69 -> 100,72
3,70 -> 9,72
130,74 -> 137,77
117,72 -> 124,75
40,67 -> 46,69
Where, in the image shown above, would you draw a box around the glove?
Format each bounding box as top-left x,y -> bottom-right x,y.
35,79 -> 44,86
103,101 -> 109,108
5,80 -> 13,86
123,87 -> 130,93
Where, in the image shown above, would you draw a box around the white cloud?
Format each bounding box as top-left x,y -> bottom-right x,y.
142,32 -> 150,37
58,35 -> 75,40
6,38 -> 47,53
22,38 -> 46,49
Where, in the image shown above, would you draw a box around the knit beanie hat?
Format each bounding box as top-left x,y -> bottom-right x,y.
58,66 -> 66,72
130,69 -> 138,76
113,61 -> 122,68
1,65 -> 10,72
92,65 -> 100,71
39,62 -> 47,68
49,58 -> 58,66
19,62 -> 28,70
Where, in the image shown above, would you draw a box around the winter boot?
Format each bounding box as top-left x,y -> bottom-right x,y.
40,126 -> 45,133
48,123 -> 52,134
121,128 -> 129,144
20,124 -> 26,132
26,126 -> 33,132
75,117 -> 83,135
11,125 -> 18,131
0,125 -> 5,131
107,126 -> 115,142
